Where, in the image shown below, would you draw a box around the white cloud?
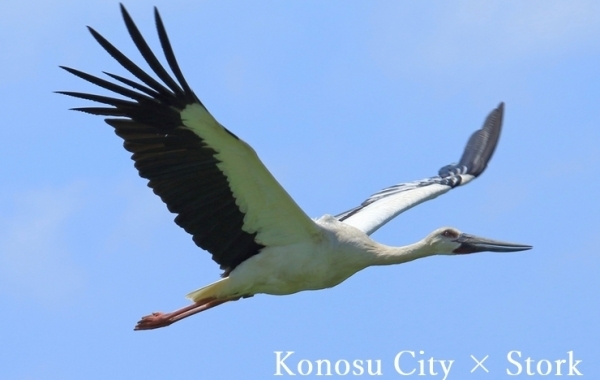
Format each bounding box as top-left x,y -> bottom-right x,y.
369,0 -> 600,78
0,0 -> 113,83
0,0 -> 72,82
0,183 -> 85,306
102,177 -> 172,253
478,179 -> 530,219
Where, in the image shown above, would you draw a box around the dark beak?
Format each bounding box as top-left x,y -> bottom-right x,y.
453,233 -> 532,254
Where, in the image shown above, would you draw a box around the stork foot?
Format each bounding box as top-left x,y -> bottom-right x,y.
133,296 -> 243,331
134,312 -> 174,331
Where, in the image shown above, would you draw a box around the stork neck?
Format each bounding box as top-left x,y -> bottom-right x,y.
370,239 -> 435,266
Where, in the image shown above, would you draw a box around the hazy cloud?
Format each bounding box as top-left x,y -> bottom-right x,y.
0,0 -> 112,83
0,183 -> 85,305
103,177 -> 170,253
370,0 -> 600,79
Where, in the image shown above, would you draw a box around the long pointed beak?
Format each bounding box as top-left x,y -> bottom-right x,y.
453,233 -> 532,254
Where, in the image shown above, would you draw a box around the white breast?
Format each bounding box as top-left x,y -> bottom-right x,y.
227,216 -> 376,296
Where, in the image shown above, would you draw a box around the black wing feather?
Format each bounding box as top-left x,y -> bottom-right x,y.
104,71 -> 163,98
153,7 -> 198,103
119,4 -> 185,99
59,6 -> 263,274
457,102 -> 503,176
337,103 -> 505,222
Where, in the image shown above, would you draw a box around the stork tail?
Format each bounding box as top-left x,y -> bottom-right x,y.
185,277 -> 230,302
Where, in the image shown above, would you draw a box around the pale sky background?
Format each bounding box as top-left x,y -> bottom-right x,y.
1,1 -> 599,378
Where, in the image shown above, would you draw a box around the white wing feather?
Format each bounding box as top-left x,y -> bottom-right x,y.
337,103 -> 504,235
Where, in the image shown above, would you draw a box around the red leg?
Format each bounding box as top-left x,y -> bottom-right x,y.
134,296 -> 240,331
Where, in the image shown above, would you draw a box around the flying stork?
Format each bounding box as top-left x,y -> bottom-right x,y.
59,5 -> 532,330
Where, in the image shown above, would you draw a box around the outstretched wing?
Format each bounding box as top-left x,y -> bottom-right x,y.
58,5 -> 320,274
337,103 -> 504,235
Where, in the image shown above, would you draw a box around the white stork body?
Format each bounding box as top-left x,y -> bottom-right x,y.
204,216 -> 389,298
59,5 -> 532,330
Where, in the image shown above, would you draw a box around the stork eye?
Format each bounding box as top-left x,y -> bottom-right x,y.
442,229 -> 456,238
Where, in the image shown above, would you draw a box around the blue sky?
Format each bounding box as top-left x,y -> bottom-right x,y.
1,1 -> 599,378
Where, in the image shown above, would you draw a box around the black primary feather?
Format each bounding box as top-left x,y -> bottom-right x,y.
337,103 -> 505,222
58,5 -> 263,275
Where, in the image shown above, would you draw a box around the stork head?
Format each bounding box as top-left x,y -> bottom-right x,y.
427,227 -> 532,255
